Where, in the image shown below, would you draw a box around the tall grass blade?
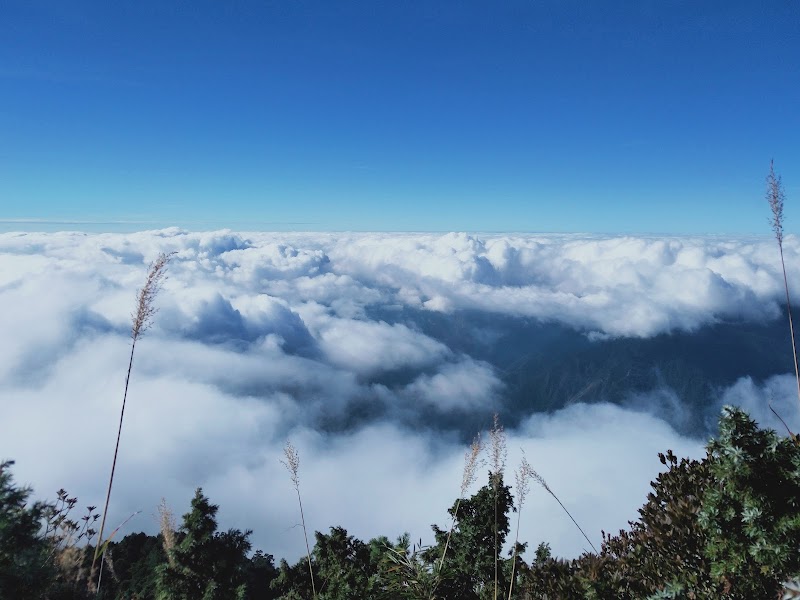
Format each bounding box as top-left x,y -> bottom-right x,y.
507,453 -> 532,600
767,160 -> 800,412
489,414 -> 507,600
438,433 -> 482,574
91,252 -> 174,591
282,441 -> 317,599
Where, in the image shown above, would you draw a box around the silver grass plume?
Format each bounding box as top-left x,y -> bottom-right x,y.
282,441 -> 317,599
92,252 -> 175,590
767,160 -> 800,414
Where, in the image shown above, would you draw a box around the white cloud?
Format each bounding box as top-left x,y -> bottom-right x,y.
316,317 -> 450,376
716,373 -> 800,434
0,229 -> 793,565
403,358 -> 502,412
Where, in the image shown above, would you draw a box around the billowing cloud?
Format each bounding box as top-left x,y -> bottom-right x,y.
315,317 -> 450,376
0,229 -> 796,564
403,359 -> 502,412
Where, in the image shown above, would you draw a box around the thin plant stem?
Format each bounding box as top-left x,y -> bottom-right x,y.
296,487 -> 316,599
94,510 -> 141,594
508,455 -> 532,600
779,243 -> 800,408
91,252 -> 173,593
767,160 -> 800,411
550,493 -> 597,554
489,415 -> 506,600
438,497 -> 461,574
91,337 -> 136,583
530,466 -> 598,554
769,402 -> 799,443
494,486 -> 499,600
507,511 -> 522,600
438,434 -> 482,575
282,441 -> 317,599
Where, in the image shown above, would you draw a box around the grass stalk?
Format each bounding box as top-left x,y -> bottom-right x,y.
489,414 -> 507,600
438,433 -> 482,574
530,466 -> 597,554
282,441 -> 317,599
767,160 -> 800,412
158,497 -> 177,567
507,454 -> 532,600
91,252 -> 174,591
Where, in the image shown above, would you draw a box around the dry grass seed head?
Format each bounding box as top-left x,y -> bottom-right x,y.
768,159 -> 786,246
104,549 -> 120,584
515,453 -> 534,509
529,466 -> 551,495
489,413 -> 507,487
158,497 -> 177,566
131,252 -> 175,340
56,545 -> 82,574
282,441 -> 301,490
461,433 -> 483,497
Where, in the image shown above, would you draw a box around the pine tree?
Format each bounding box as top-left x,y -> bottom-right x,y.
426,472 -> 514,600
0,460 -> 55,598
700,406 -> 800,598
156,488 -> 251,600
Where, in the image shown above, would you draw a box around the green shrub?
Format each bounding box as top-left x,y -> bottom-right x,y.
0,460 -> 55,598
155,488 -> 252,600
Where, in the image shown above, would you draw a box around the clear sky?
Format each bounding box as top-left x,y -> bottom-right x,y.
1,1 -> 798,233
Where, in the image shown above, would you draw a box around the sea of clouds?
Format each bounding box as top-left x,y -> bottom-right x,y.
2,229 -> 799,562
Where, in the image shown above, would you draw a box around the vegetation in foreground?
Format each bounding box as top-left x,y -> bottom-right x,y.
3,404 -> 800,599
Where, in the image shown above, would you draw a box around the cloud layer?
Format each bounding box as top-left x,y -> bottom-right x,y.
1,229 -> 797,562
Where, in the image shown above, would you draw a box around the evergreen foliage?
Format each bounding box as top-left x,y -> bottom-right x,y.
700,406 -> 800,597
244,550 -> 279,600
593,449 -> 715,597
523,407 -> 800,599
425,472 -> 514,600
382,533 -> 446,600
106,532 -> 166,599
155,488 -> 252,600
0,460 -> 55,598
272,526 -> 388,600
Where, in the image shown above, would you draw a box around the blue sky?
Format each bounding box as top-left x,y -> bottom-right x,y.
1,1 -> 798,233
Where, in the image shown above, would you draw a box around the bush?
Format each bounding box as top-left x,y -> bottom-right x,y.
524,407 -> 800,599
0,460 -> 55,598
